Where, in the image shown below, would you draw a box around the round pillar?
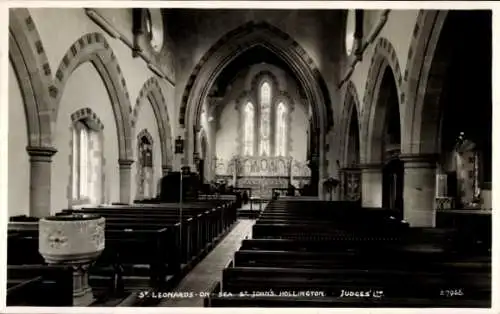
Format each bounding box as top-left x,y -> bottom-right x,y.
400,153 -> 438,227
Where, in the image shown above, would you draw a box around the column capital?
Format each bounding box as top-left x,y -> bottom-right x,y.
118,159 -> 135,168
399,153 -> 438,168
26,146 -> 57,162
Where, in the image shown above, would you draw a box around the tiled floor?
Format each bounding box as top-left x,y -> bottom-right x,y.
158,219 -> 255,307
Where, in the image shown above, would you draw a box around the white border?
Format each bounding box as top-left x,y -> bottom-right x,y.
0,2 -> 498,314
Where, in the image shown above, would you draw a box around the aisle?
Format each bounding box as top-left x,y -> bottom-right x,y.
157,219 -> 255,307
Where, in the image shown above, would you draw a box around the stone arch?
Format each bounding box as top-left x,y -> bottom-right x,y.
403,10 -> 449,154
361,37 -> 404,163
70,107 -> 105,131
9,8 -> 53,148
179,21 -> 333,189
51,32 -> 133,161
133,77 -> 173,168
340,80 -> 361,167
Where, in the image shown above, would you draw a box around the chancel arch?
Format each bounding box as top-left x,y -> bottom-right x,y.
180,21 -> 333,197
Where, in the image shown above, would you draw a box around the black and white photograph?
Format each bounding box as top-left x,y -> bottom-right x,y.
2,1 -> 496,311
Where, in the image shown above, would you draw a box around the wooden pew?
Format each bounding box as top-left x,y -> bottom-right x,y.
205,198 -> 491,308
233,249 -> 491,272
7,200 -> 237,306
64,203 -> 235,262
7,264 -> 74,306
8,222 -> 175,290
221,266 -> 490,299
206,295 -> 491,308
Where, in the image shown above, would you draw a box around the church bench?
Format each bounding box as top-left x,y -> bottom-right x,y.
238,236 -> 476,255
7,223 -> 176,290
240,238 -> 406,252
233,250 -> 491,272
7,264 -> 73,306
221,266 -> 491,301
251,223 -> 406,241
205,294 -> 491,308
255,218 -> 404,229
436,210 -> 492,254
258,208 -> 398,216
63,207 -> 230,258
72,203 -> 237,235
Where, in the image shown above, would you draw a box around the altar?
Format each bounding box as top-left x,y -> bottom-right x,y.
215,156 -> 311,198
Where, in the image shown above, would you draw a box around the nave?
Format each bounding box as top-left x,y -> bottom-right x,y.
7,192 -> 491,308
6,6 -> 493,309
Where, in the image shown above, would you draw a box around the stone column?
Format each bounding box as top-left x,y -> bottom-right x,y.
26,146 -> 57,218
359,163 -> 383,207
400,154 -> 437,227
118,159 -> 134,204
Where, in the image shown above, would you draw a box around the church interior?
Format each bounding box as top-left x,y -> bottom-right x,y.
5,6 -> 493,308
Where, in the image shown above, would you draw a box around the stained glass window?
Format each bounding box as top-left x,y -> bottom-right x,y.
259,82 -> 271,156
244,102 -> 254,155
276,102 -> 287,156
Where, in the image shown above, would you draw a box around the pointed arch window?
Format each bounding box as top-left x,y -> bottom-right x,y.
71,115 -> 103,206
275,101 -> 287,156
243,102 -> 255,156
240,76 -> 291,158
259,82 -> 271,156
